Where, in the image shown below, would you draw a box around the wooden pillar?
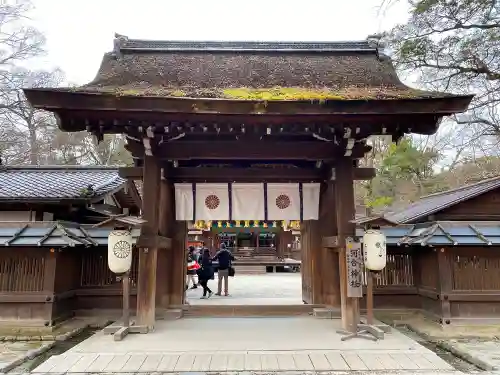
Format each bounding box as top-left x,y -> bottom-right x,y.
301,221 -> 312,303
137,155 -> 161,329
156,178 -> 174,310
256,229 -> 260,252
334,161 -> 357,331
276,229 -> 282,258
42,249 -> 58,326
318,181 -> 341,307
308,220 -> 323,303
437,247 -> 453,325
168,221 -> 187,306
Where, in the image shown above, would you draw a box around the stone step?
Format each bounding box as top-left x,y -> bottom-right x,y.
313,307 -> 342,319
234,265 -> 267,274
161,308 -> 184,320
184,304 -> 320,317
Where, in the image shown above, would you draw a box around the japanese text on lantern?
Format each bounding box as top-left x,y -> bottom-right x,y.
346,237 -> 363,298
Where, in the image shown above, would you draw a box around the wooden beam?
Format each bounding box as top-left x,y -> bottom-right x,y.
125,140 -> 371,160
120,166 -> 376,181
125,180 -> 143,211
172,167 -> 323,182
136,235 -> 172,249
24,89 -> 473,121
354,167 -> 375,180
136,155 -> 161,330
120,167 -> 143,179
322,236 -> 339,248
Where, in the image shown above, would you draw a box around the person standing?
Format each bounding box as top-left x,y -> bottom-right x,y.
212,243 -> 235,296
197,248 -> 214,299
186,246 -> 199,290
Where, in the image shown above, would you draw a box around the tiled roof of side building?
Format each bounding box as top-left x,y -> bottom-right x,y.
356,221 -> 500,246
384,176 -> 500,224
0,165 -> 127,201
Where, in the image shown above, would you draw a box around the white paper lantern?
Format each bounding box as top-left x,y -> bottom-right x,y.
363,229 -> 387,271
108,230 -> 133,274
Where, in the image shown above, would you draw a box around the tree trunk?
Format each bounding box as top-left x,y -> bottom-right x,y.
28,125 -> 38,165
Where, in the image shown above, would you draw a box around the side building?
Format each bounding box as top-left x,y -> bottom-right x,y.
357,176 -> 500,325
0,166 -> 141,328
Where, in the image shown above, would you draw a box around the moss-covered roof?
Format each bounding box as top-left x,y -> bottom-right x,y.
66,38 -> 454,101
68,84 -> 452,101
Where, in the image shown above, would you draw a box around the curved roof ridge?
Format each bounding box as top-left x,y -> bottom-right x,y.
115,36 -> 377,53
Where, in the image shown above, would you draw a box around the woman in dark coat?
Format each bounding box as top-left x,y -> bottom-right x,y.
197,248 -> 214,299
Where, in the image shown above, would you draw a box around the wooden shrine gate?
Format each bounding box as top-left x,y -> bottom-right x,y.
24,37 -> 472,332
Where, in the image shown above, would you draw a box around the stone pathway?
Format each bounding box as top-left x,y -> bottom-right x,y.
440,339 -> 500,371
31,317 -> 456,373
186,273 -> 303,305
0,341 -> 52,372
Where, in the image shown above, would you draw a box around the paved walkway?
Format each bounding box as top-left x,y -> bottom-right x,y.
186,273 -> 303,305
440,339 -> 500,371
0,341 -> 50,371
32,317 -> 456,373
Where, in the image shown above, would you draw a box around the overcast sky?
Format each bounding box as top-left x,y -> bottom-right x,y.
29,0 -> 410,85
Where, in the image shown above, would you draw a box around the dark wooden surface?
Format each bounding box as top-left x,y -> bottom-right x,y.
136,156 -> 161,329
119,166 -> 376,182
334,162 -> 357,331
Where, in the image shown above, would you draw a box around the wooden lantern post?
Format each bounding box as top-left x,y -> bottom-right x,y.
93,216 -> 150,341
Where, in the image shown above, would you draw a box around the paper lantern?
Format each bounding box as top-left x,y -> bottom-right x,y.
108,230 -> 133,274
362,229 -> 387,271
282,221 -> 288,231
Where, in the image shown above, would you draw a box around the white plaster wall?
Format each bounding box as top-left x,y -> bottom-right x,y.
0,211 -> 32,221
43,212 -> 54,221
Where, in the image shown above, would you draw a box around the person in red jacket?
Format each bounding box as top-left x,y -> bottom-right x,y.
186,246 -> 200,290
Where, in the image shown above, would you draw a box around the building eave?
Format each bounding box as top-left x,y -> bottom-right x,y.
23,89 -> 473,135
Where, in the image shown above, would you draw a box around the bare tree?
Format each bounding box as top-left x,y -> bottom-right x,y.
1,68 -> 64,164
0,0 -> 45,110
385,0 -> 500,157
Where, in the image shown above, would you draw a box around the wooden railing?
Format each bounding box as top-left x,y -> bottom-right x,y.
0,254 -> 44,292
80,249 -> 139,288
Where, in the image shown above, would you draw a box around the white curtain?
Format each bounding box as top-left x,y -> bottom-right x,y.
267,183 -> 301,220
195,183 -> 230,220
174,183 -> 194,221
232,183 -> 265,220
302,183 -> 320,220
